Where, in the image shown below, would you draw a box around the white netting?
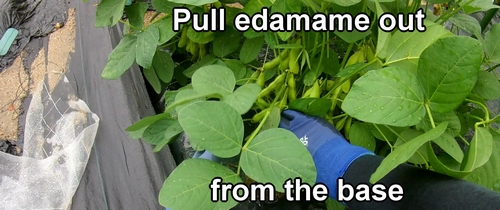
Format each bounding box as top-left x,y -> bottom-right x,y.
0,76 -> 99,209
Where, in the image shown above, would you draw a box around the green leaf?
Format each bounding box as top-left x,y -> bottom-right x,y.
369,123 -> 397,142
164,90 -> 179,117
261,107 -> 281,132
178,101 -> 244,158
124,2 -> 148,29
418,36 -> 483,113
102,35 -> 137,80
240,128 -> 316,192
342,66 -> 425,127
183,54 -> 218,78
336,63 -> 366,77
417,111 -> 461,136
484,24 -> 500,63
288,98 -> 332,117
303,58 -> 325,86
213,28 -> 241,58
432,133 -> 464,163
322,49 -> 341,76
192,65 -> 236,97
152,17 -> 178,45
174,89 -> 205,113
449,13 -> 482,38
326,198 -> 345,210
427,142 -> 471,178
382,21 -> 452,71
394,129 -> 428,165
472,71 -> 500,100
159,159 -> 241,210
224,59 -> 247,81
272,0 -> 302,41
465,129 -> 500,192
142,117 -> 183,145
373,0 -> 391,56
143,67 -> 162,93
222,83 -> 261,114
136,26 -> 160,69
153,50 -> 175,83
151,0 -> 179,13
187,28 -> 215,44
126,113 -> 169,131
95,0 -> 126,27
166,0 -> 218,6
271,44 -> 302,49
461,127 -> 494,171
240,36 -> 265,64
349,122 -> 376,152
370,122 -> 448,183
461,0 -> 500,14
325,0 -> 362,7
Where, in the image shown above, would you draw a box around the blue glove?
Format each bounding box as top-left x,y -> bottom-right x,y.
279,109 -> 374,201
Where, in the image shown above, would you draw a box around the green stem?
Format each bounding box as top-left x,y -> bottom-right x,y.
438,0 -> 474,24
465,98 -> 490,122
374,124 -> 394,150
458,135 -> 470,146
340,43 -> 354,68
322,59 -> 377,98
486,63 -> 500,72
425,103 -> 436,128
119,19 -> 142,31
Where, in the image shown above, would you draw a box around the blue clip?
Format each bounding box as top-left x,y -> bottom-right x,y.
0,28 -> 19,56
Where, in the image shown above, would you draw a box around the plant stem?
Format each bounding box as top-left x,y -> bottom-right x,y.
374,124 -> 394,150
340,42 -> 354,68
486,63 -> 500,72
425,103 -> 436,128
465,98 -> 490,122
323,59 -> 377,98
458,135 -> 470,146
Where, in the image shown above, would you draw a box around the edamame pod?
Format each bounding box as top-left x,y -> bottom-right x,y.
177,27 -> 189,48
288,39 -> 301,74
257,71 -> 266,88
257,73 -> 286,98
278,56 -> 289,71
263,57 -> 281,70
310,80 -> 321,98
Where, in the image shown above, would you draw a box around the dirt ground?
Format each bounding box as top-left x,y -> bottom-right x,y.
0,8 -> 76,154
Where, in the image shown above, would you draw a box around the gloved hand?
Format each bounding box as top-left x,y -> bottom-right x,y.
279,109 -> 374,200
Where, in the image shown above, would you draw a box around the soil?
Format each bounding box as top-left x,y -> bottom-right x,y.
0,8 -> 75,155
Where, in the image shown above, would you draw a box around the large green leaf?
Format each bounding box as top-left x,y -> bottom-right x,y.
427,142 -> 471,178
174,89 -> 206,113
394,129 -> 428,165
472,71 -> 500,100
95,0 -> 127,27
192,65 -> 236,97
125,113 -> 169,131
178,101 -> 244,158
183,54 -> 218,78
484,24 -> 500,63
153,50 -> 175,83
151,0 -> 179,13
136,26 -> 160,69
143,67 -> 161,93
222,83 -> 261,114
342,66 -> 425,127
272,0 -> 302,41
325,0 -> 362,7
213,28 -> 240,58
124,2 -> 148,29
449,13 -> 482,39
462,0 -> 500,14
142,117 -> 183,145
152,17 -> 178,45
381,21 -> 452,71
370,122 -> 448,183
465,129 -> 500,192
224,59 -> 247,81
240,36 -> 265,64
461,127 -> 494,171
418,36 -> 483,113
289,98 -> 332,117
261,107 -> 281,132
159,159 -> 241,210
349,122 -> 376,152
240,128 -> 316,192
432,132 -> 464,163
102,35 -> 137,79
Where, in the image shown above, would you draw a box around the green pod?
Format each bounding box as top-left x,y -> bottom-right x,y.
257,71 -> 266,88
263,57 -> 281,70
252,108 -> 268,123
177,27 -> 189,48
278,56 -> 289,71
257,73 -> 286,98
310,80 -> 321,98
288,39 -> 301,74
